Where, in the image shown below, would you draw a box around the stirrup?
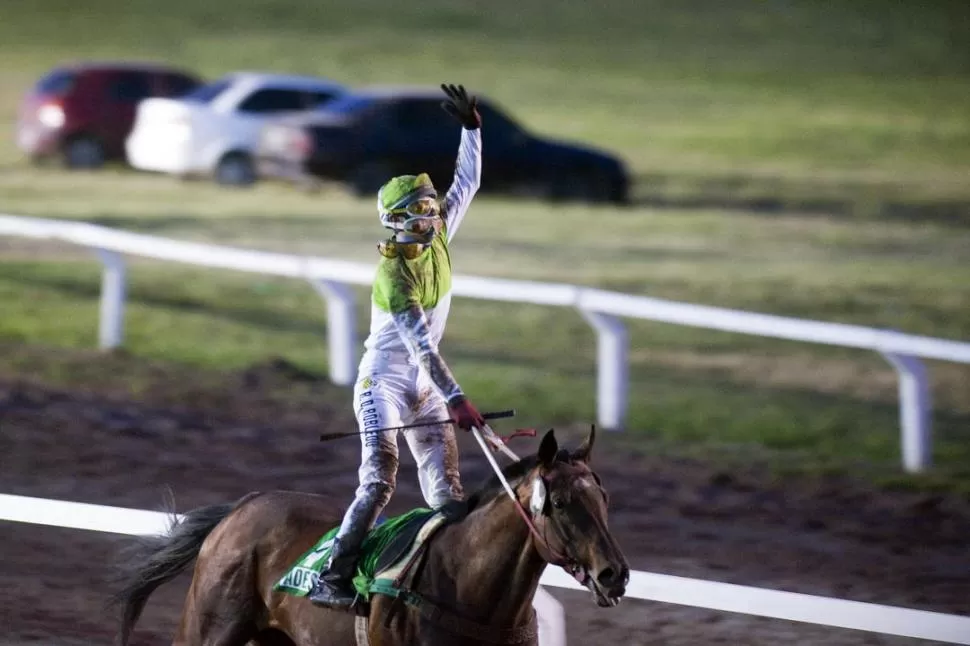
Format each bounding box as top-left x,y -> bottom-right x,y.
308,576 -> 359,609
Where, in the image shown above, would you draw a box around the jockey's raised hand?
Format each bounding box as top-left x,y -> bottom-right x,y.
447,394 -> 487,432
440,83 -> 482,130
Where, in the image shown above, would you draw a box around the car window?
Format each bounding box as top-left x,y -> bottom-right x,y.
308,90 -> 341,109
392,100 -> 449,130
162,73 -> 200,98
35,69 -> 76,96
237,88 -> 308,114
182,79 -> 233,103
108,73 -> 154,103
476,102 -> 526,145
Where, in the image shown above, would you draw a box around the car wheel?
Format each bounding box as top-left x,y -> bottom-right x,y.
349,162 -> 391,198
63,136 -> 105,170
215,152 -> 256,187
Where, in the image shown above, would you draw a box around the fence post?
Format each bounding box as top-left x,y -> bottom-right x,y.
95,249 -> 126,350
881,352 -> 932,473
579,309 -> 629,431
532,587 -> 567,646
310,280 -> 358,387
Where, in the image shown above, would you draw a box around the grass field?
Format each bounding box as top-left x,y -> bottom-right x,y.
2,0 -> 970,207
1,1 -> 969,487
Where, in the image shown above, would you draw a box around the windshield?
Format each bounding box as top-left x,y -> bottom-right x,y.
35,69 -> 76,96
181,78 -> 233,103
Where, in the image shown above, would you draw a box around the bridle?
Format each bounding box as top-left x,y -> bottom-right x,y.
373,425 -> 591,644
470,426 -> 585,575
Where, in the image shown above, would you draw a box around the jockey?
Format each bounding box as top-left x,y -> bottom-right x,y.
308,83 -> 488,609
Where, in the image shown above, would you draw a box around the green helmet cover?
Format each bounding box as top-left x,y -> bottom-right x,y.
377,173 -> 438,231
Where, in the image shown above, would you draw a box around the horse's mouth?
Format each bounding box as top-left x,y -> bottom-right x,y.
567,564 -> 624,608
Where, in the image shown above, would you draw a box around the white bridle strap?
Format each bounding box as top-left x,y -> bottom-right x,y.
470,425 -> 571,566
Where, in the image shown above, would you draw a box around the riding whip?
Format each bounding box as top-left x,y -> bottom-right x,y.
319,409 -> 516,442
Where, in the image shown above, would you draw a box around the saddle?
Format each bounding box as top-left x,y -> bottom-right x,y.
274,501 -> 467,603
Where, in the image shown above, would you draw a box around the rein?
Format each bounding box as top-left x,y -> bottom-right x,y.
470,426 -> 573,567
369,424 -> 574,644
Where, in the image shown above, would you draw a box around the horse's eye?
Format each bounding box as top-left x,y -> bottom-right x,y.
552,496 -> 565,510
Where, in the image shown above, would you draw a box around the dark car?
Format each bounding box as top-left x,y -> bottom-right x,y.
16,61 -> 202,169
255,86 -> 630,204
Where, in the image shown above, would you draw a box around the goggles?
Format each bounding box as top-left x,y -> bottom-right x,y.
389,197 -> 439,218
387,197 -> 441,236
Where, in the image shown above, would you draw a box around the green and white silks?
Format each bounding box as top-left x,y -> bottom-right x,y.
361,126 -> 482,406
336,127 -> 482,559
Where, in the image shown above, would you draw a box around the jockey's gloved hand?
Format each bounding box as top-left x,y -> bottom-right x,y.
440,83 -> 482,130
447,394 -> 487,431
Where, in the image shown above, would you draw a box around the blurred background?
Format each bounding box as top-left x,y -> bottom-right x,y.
1,1 -> 969,644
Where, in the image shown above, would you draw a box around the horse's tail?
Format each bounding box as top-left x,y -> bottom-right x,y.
107,491 -> 259,646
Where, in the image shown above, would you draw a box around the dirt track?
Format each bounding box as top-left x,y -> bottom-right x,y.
1,350 -> 969,645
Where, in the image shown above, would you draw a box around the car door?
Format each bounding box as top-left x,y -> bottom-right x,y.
231,87 -> 314,150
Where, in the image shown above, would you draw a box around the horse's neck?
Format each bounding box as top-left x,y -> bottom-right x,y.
426,494 -> 545,627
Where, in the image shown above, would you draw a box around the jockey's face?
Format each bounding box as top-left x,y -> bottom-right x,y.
389,197 -> 442,239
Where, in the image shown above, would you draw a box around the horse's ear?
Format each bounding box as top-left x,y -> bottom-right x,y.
537,429 -> 558,469
573,424 -> 596,464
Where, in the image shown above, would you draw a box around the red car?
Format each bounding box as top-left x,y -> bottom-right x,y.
16,61 -> 202,169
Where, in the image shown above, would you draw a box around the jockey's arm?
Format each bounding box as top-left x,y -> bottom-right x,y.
391,304 -> 463,404
441,127 -> 482,243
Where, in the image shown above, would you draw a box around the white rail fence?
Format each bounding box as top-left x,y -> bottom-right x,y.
2,494 -> 969,644
3,214 -> 970,473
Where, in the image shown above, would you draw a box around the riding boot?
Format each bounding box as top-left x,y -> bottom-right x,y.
307,494 -> 381,610
307,536 -> 361,609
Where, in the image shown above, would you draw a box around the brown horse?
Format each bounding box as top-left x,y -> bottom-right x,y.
110,427 -> 629,646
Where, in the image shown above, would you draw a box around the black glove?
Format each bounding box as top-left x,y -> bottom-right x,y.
440,83 -> 482,130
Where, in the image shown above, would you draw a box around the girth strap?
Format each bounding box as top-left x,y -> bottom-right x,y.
370,579 -> 537,645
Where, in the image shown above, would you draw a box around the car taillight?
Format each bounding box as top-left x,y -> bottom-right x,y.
287,130 -> 311,161
36,102 -> 65,129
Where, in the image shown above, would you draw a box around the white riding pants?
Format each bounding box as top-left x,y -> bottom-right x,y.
332,350 -> 464,547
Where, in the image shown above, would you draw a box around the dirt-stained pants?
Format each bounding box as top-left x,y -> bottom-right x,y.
330,352 -> 464,552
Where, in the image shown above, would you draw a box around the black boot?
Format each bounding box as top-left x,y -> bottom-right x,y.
307,538 -> 360,610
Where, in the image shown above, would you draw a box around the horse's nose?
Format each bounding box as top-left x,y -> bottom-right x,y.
597,564 -> 629,591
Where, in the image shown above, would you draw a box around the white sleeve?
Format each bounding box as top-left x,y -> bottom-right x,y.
391,305 -> 463,404
442,127 -> 482,243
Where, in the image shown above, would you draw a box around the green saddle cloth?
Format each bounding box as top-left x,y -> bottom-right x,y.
274,507 -> 439,601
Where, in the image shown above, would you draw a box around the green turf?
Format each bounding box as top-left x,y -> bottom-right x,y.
1,0 -> 969,485
1,0 -> 969,211
1,250 -> 968,484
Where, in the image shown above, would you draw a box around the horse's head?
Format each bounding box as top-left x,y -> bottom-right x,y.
524,426 -> 629,607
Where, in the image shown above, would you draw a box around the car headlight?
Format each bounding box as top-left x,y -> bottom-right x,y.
37,104 -> 65,129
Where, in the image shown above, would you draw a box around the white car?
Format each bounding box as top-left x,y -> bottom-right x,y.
125,71 -> 347,185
